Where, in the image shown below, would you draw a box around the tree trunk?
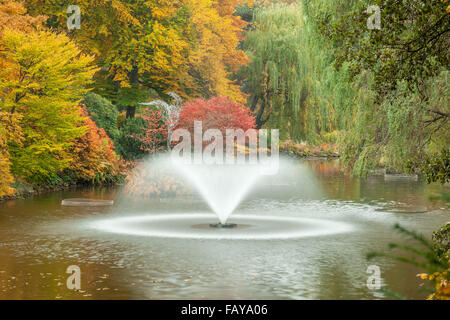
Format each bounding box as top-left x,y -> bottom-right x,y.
255,101 -> 268,128
126,64 -> 139,119
126,107 -> 136,119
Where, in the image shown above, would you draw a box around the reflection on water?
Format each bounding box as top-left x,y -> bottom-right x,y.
0,159 -> 448,299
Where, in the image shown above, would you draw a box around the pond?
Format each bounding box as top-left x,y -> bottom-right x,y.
0,159 -> 448,299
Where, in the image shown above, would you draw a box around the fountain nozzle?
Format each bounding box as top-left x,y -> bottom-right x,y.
209,222 -> 238,229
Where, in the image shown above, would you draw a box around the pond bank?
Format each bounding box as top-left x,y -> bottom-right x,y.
0,181 -> 124,202
279,140 -> 339,158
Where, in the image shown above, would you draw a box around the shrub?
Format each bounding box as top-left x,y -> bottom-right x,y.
82,92 -> 120,141
66,105 -> 124,184
116,117 -> 146,160
135,107 -> 167,154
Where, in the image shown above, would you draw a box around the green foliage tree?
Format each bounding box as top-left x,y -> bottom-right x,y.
300,0 -> 450,179
0,112 -> 18,197
337,70 -> 449,177
327,0 -> 449,96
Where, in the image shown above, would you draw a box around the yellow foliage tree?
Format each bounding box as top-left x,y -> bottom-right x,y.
25,0 -> 192,117
24,0 -> 251,110
183,0 -> 250,104
0,28 -> 98,185
0,0 -> 46,196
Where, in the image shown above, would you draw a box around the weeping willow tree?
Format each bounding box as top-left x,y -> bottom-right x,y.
241,1 -> 356,142
324,0 -> 450,178
243,0 -> 449,180
241,4 -> 304,139
296,0 -> 358,143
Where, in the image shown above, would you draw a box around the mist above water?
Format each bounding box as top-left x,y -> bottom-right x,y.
89,154 -> 354,241
122,153 -> 322,225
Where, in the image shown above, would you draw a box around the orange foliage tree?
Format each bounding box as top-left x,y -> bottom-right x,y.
0,0 -> 46,34
67,105 -> 123,184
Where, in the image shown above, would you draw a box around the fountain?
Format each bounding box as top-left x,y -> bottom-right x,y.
209,223 -> 237,228
88,154 -> 355,240
135,94 -> 282,227
171,159 -> 265,225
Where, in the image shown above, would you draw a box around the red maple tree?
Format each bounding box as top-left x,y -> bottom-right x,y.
177,97 -> 256,135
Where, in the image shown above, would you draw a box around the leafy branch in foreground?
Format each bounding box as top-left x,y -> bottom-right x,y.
407,148 -> 450,184
367,223 -> 450,300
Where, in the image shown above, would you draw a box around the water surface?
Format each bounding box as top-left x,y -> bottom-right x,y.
0,159 -> 448,299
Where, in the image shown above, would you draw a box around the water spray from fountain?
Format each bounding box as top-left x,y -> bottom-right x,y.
89,153 -> 354,240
